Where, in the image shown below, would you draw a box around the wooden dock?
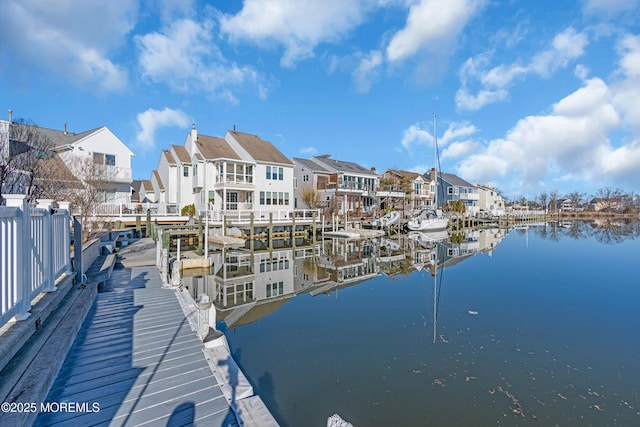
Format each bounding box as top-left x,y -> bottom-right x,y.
34,265 -> 239,427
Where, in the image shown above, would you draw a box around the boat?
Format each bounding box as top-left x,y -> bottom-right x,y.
407,114 -> 449,231
323,230 -> 361,239
406,209 -> 449,231
372,210 -> 400,228
408,229 -> 449,247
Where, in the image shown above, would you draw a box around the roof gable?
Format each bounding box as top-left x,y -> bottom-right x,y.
171,145 -> 191,163
196,134 -> 241,160
227,131 -> 293,165
311,155 -> 377,176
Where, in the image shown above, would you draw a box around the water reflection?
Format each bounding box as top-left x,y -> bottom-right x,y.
182,227 -> 509,328
533,219 -> 640,244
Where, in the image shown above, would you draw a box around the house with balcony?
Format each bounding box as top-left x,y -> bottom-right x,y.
1,114 -> 134,205
424,169 -> 478,214
152,126 -> 294,220
378,169 -> 433,215
475,184 -> 505,216
293,154 -> 378,216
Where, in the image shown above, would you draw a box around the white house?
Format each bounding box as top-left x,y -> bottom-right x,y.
1,113 -> 134,205
475,184 -> 506,216
292,155 -> 378,216
154,126 -> 295,218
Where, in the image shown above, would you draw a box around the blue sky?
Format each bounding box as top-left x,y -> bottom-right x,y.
2,0 -> 639,199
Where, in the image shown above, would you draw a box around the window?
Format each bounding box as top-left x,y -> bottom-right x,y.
183,166 -> 189,177
279,192 -> 284,205
260,191 -> 265,205
93,152 -> 116,166
278,167 -> 283,180
266,166 -> 271,179
266,192 -> 271,205
194,164 -> 198,176
303,175 -> 309,182
208,191 -> 215,204
285,192 -> 289,205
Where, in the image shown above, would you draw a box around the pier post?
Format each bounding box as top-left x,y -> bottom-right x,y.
250,212 -> 255,252
312,212 -> 317,242
223,215 -> 227,236
292,213 -> 296,248
146,209 -> 151,237
269,212 -> 273,251
136,215 -> 141,237
197,215 -> 203,255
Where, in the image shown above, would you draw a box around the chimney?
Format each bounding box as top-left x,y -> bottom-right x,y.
64,122 -> 67,135
8,109 -> 12,123
371,167 -> 377,173
233,124 -> 236,132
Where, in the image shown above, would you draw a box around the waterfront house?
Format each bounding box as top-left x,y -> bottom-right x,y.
293,155 -> 378,217
424,169 -> 479,214
291,157 -> 332,209
153,126 -> 295,219
475,184 -> 506,216
378,169 -> 432,216
1,113 -> 134,206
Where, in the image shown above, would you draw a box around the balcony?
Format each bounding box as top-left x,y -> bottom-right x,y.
94,165 -> 132,183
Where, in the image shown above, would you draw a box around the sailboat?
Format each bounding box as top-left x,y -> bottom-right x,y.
407,114 -> 449,232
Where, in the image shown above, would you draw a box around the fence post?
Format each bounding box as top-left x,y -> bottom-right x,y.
4,194 -> 32,320
73,216 -> 84,282
37,199 -> 56,292
58,202 -> 73,275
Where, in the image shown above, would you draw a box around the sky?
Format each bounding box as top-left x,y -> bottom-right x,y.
1,0 -> 639,199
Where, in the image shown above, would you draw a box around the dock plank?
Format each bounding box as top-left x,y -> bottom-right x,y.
35,265 -> 238,427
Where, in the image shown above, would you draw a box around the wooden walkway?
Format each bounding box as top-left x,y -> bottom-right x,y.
35,265 -> 238,427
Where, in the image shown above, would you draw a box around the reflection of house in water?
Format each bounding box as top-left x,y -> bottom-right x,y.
310,238 -> 379,295
181,230 -> 507,328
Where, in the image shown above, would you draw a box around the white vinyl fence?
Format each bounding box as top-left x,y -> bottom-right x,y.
0,195 -> 72,328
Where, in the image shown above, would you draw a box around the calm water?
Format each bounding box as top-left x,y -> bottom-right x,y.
188,222 -> 640,426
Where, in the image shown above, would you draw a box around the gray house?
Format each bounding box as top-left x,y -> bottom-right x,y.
424,169 -> 479,214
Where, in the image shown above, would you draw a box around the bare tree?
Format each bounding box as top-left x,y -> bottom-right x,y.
593,187 -> 624,212
566,191 -> 585,211
548,190 -> 560,213
300,184 -> 324,209
537,192 -> 548,212
0,119 -> 52,202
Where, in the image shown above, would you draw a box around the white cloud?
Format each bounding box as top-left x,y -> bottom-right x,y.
582,0 -> 640,17
136,108 -> 190,149
401,119 -> 478,156
441,140 -> 477,160
0,0 -> 134,91
455,73 -> 640,191
386,0 -> 486,63
352,50 -> 383,93
457,27 -> 589,111
300,147 -> 318,155
219,0 -> 374,68
136,19 -> 264,98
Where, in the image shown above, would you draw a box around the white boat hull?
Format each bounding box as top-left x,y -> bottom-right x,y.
406,216 -> 448,231
373,211 -> 400,228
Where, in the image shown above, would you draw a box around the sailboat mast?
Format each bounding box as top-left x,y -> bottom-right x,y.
433,114 -> 437,210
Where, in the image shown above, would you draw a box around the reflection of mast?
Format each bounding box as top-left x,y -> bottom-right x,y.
432,263 -> 437,344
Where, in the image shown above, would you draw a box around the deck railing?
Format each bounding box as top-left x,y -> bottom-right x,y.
0,195 -> 72,329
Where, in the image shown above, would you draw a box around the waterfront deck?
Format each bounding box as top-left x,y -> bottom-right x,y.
35,263 -> 238,426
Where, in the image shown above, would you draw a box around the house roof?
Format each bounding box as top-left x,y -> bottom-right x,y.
152,170 -> 164,190
33,154 -> 84,190
311,154 -> 377,176
385,169 -> 423,181
171,145 -> 191,164
228,131 -> 293,165
8,121 -> 101,149
425,170 -> 474,187
163,150 -> 176,165
196,134 -> 241,161
292,157 -> 331,173
142,179 -> 154,191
